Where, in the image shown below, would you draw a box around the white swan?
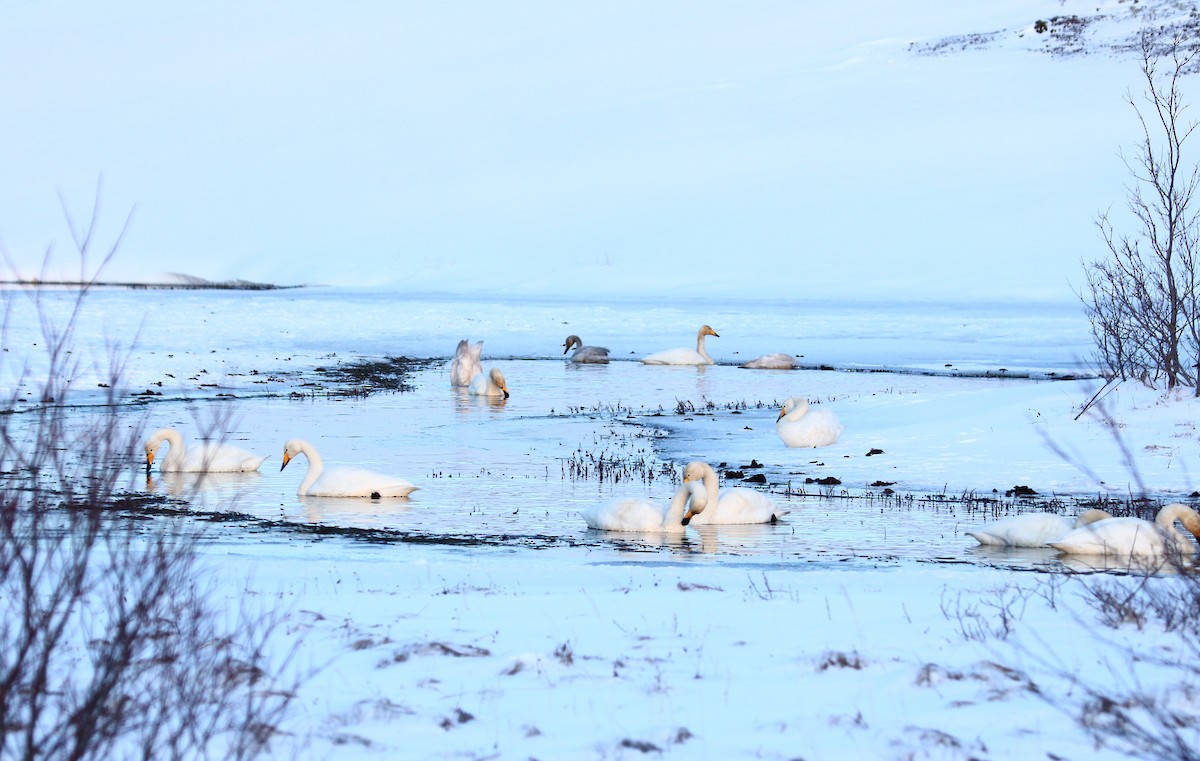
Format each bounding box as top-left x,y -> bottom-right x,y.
679,461 -> 787,525
641,325 -> 719,366
280,438 -> 417,498
775,397 -> 844,448
563,335 -> 610,364
741,353 -> 796,370
579,479 -> 707,533
967,508 -> 1113,548
449,339 -> 484,387
468,367 -> 510,398
144,428 -> 268,473
1049,503 -> 1200,558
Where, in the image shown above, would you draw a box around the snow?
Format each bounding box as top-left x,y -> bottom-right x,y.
0,286 -> 1179,759
5,1 -> 1200,756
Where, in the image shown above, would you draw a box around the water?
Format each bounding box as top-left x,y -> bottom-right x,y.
1,285 -> 1107,572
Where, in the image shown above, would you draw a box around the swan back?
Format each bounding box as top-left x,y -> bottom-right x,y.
1049,504 -> 1200,558
564,335 -> 610,363
145,427 -> 267,473
641,325 -> 719,365
579,480 -> 702,533
776,397 -> 843,448
688,486 -> 784,525
1074,508 -> 1114,528
281,438 -> 417,498
741,353 -> 795,370
967,513 -> 1073,547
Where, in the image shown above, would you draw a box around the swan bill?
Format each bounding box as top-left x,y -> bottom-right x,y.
281,450 -> 292,471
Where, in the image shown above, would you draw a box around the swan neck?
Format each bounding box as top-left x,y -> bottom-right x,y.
702,466 -> 720,511
664,483 -> 691,527
695,330 -> 712,362
297,441 -> 323,496
1162,504 -> 1200,540
155,428 -> 185,468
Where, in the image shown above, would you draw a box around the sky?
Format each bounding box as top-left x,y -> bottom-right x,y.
0,1 -> 1184,300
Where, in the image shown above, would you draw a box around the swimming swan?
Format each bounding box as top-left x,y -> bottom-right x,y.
642,325 -> 719,366
563,335 -> 610,364
579,479 -> 707,532
776,397 -> 844,448
1049,503 -> 1200,558
468,367 -> 510,398
968,508 -> 1113,548
679,461 -> 787,525
144,427 -> 268,473
741,353 -> 796,370
280,438 -> 418,498
450,339 -> 484,387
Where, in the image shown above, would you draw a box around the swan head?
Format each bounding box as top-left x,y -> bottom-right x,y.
490,367 -> 510,398
143,428 -> 173,469
280,439 -> 305,471
680,461 -> 714,525
700,325 -> 719,338
777,397 -> 809,421
563,335 -> 582,354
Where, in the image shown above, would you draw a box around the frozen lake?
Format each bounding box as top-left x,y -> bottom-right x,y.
0,285 -> 1139,575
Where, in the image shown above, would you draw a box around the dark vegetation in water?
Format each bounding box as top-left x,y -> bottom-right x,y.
0,276 -> 300,290
311,356 -> 439,397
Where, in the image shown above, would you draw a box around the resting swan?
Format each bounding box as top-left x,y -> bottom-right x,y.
579,479 -> 707,533
144,427 -> 268,473
468,367 -> 510,398
679,461 -> 787,525
642,325 -> 719,366
1049,503 -> 1200,558
741,353 -> 796,370
776,397 -> 844,448
280,438 -> 417,498
563,335 -> 610,364
968,508 -> 1113,548
449,339 -> 484,387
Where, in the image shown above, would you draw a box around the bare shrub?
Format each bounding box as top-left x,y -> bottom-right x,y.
0,197 -> 299,760
1084,30 -> 1200,393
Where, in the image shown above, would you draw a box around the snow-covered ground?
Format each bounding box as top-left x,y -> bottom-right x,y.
7,1 -> 1200,753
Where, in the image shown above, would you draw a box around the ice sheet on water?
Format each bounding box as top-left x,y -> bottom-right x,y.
0,286 -> 1094,405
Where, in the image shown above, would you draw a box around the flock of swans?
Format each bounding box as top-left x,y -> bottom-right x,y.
968,504 -> 1200,563
143,324 -> 1200,563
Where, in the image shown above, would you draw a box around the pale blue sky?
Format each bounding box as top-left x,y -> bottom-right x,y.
0,1 -> 1162,300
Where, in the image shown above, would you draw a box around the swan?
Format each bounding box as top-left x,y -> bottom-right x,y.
468,367 -> 510,398
741,353 -> 796,370
679,461 -> 787,525
579,479 -> 707,533
563,335 -> 610,364
1049,503 -> 1200,558
775,397 -> 844,448
449,339 -> 484,387
641,325 -> 719,366
144,428 -> 268,473
967,508 -> 1113,548
280,438 -> 417,498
